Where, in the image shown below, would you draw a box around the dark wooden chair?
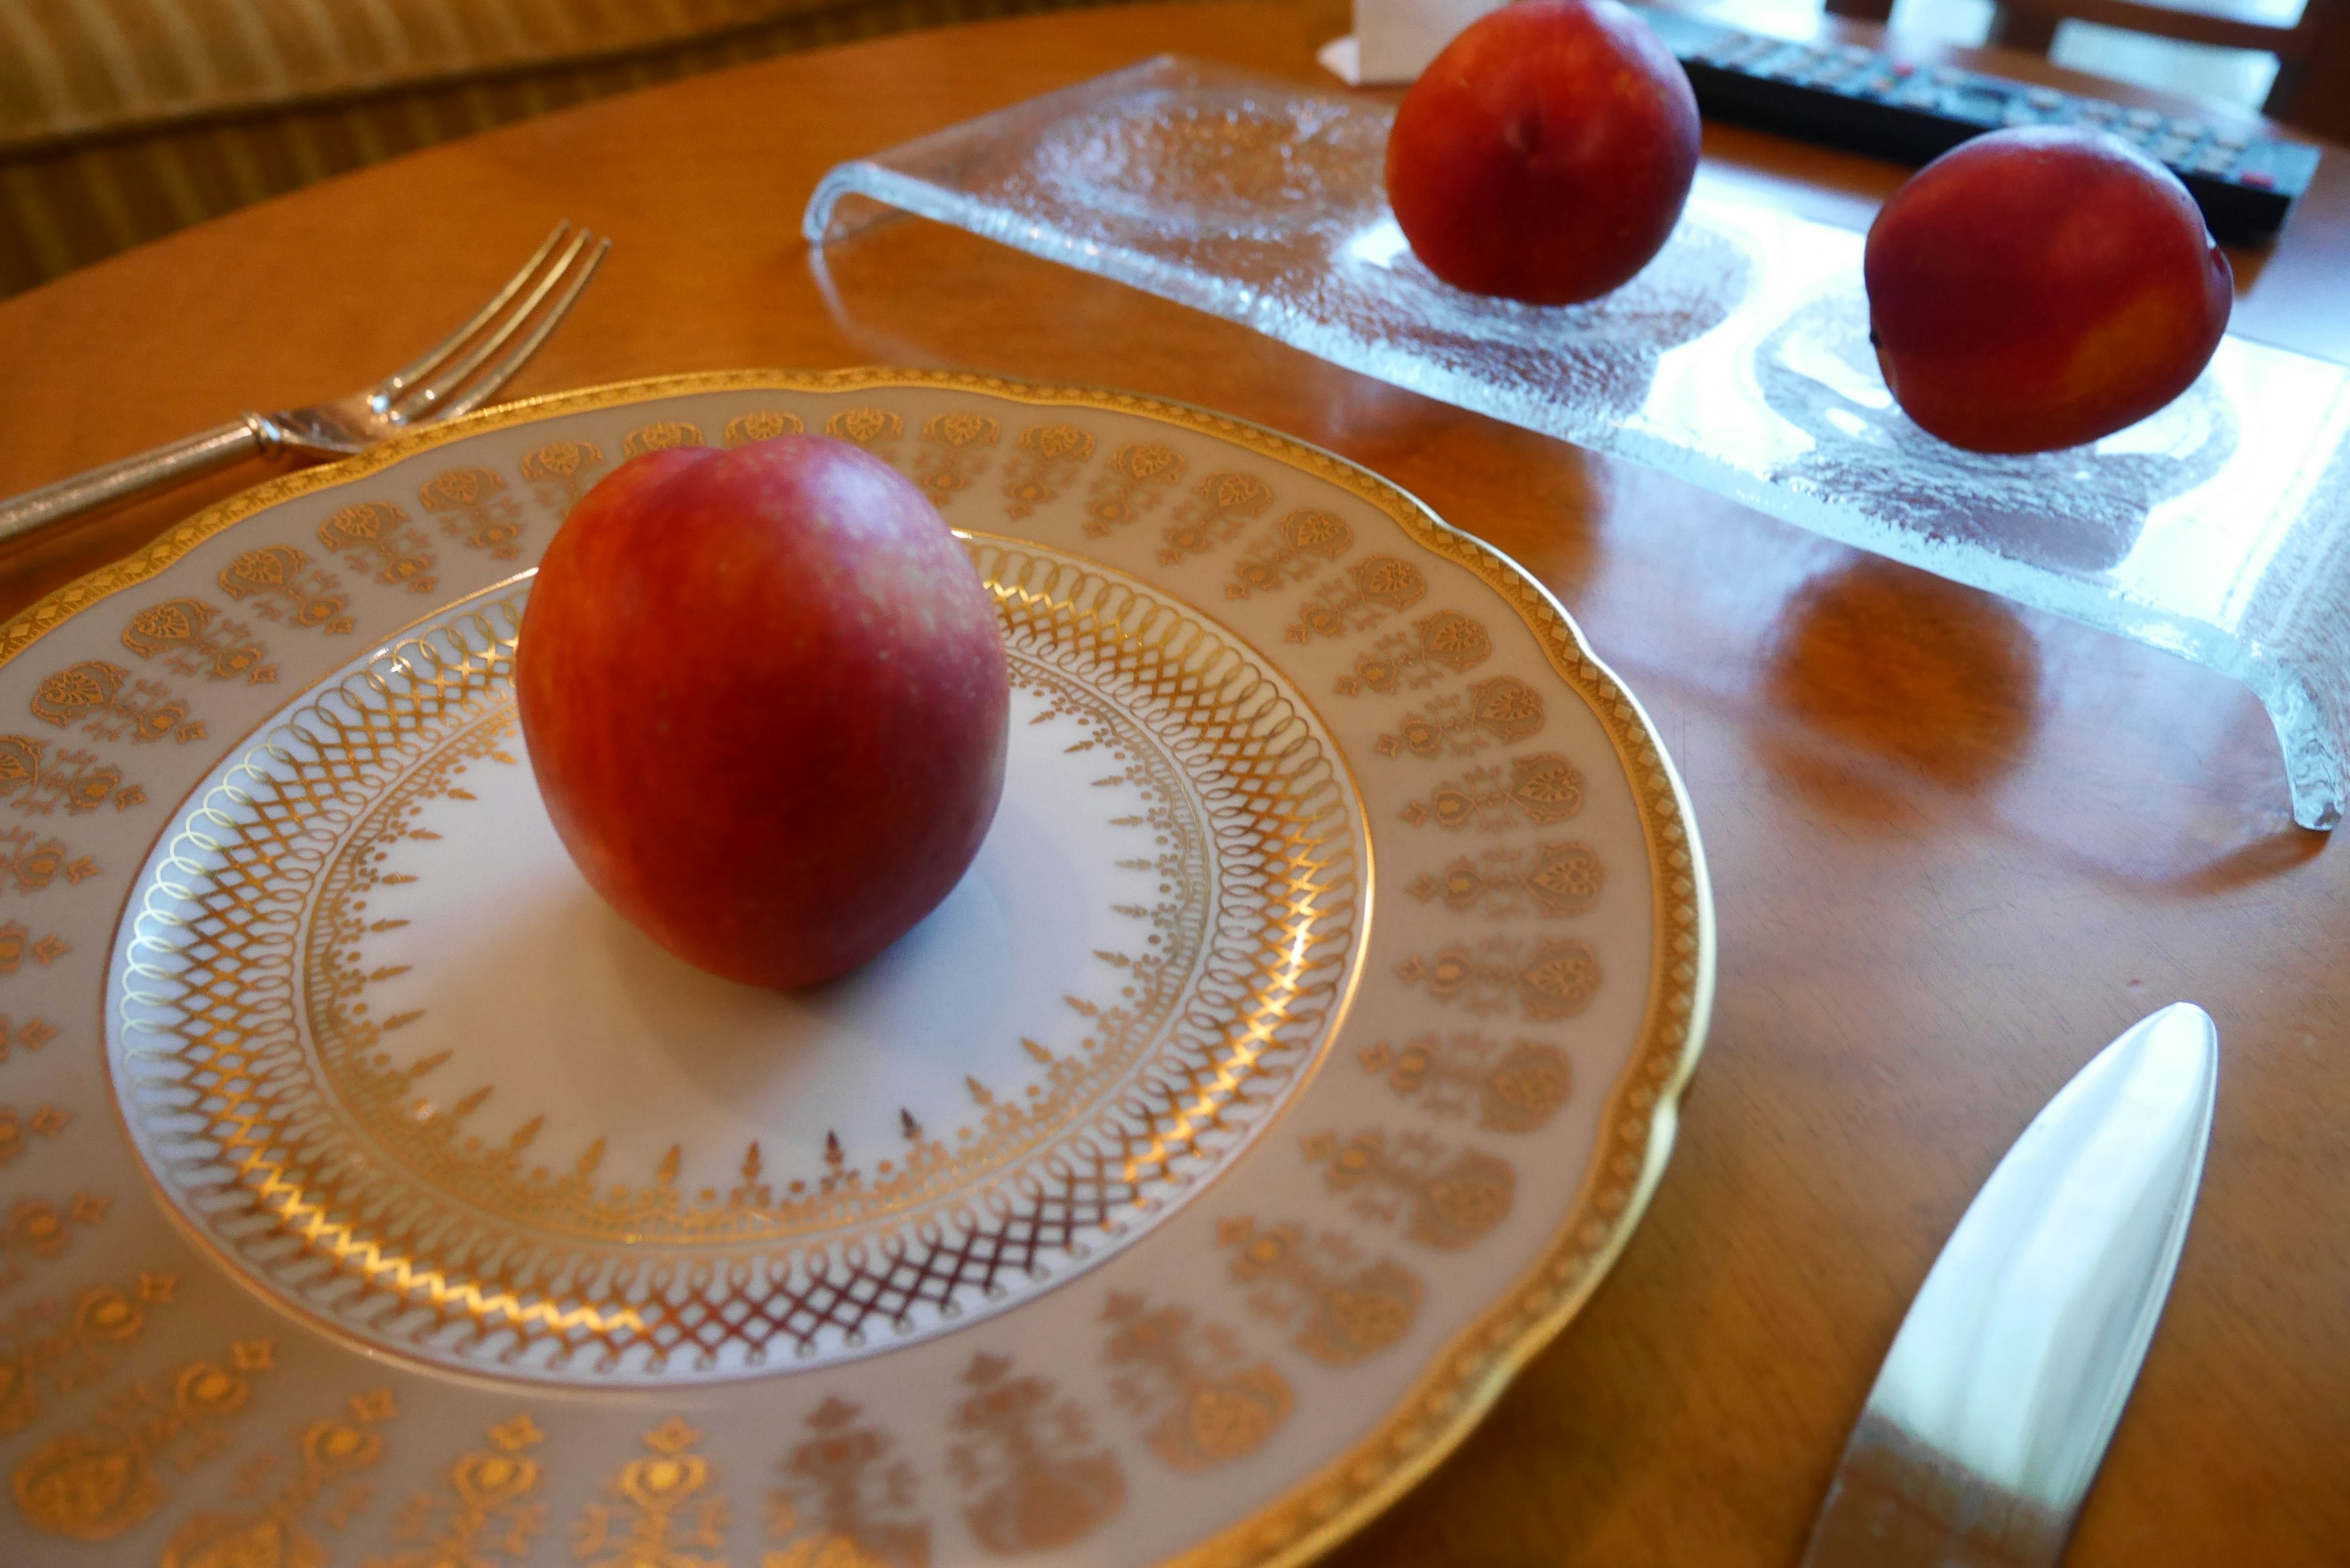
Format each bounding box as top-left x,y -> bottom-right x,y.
1826,0 -> 2349,139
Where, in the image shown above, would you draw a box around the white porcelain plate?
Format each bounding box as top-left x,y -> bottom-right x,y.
0,371 -> 1710,1568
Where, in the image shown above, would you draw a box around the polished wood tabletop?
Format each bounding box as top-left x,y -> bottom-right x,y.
1,2 -> 2344,1563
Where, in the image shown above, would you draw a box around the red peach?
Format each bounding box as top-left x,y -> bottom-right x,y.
1386,0 -> 1701,305
1865,126 -> 2233,454
515,435 -> 1009,989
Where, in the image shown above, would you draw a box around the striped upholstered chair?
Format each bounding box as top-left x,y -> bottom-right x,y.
0,0 -> 1114,299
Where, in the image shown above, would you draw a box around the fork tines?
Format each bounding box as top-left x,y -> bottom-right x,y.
374,221 -> 611,426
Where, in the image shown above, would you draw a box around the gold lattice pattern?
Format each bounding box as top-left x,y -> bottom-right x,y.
292,637 -> 1219,1248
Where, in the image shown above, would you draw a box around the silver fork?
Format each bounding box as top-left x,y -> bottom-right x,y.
0,221 -> 610,549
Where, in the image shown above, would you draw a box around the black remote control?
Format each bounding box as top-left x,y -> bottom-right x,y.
1629,4 -> 2319,242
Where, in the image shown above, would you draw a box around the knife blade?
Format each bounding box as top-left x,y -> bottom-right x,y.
1800,1001 -> 2219,1568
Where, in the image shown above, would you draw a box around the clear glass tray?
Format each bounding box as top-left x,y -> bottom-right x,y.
804,56 -> 2350,829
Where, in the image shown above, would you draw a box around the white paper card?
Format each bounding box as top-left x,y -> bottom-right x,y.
1340,0 -> 1506,83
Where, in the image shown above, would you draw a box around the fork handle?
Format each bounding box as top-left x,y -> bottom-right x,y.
0,419 -> 268,550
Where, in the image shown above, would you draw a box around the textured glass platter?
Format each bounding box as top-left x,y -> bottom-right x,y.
804,56 -> 2350,829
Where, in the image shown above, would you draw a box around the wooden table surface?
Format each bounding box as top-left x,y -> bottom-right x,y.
1,2 -> 2344,1562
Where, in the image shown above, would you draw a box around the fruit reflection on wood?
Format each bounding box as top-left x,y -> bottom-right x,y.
12,1335 -> 274,1540
1100,1292 -> 1294,1473
1001,422 -> 1094,520
1224,507 -> 1351,599
318,502 -> 438,595
1394,937 -> 1603,1020
1215,1217 -> 1423,1367
949,1353 -> 1124,1556
158,1386 -> 395,1568
573,1417 -> 726,1568
1081,441 -> 1186,535
1399,752 -> 1585,830
0,1272 -> 177,1439
1286,555 -> 1427,644
1408,841 -> 1605,919
1373,675 -> 1545,760
121,598 -> 277,684
371,1413 -> 546,1568
218,545 -> 354,634
764,1398 -> 928,1568
1303,1129 -> 1516,1250
32,660 -> 203,744
1358,1035 -> 1573,1133
1334,610 -> 1492,695
419,467 -> 529,560
1157,469 -> 1275,563
520,440 -> 608,518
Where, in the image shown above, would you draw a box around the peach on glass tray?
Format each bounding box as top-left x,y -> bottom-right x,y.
805,57 -> 2350,831
0,371 -> 1710,1566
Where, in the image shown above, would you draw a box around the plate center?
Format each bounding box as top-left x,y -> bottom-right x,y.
319,670 -> 1189,1220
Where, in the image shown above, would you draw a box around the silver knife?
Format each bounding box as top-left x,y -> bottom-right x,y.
1801,1002 -> 2219,1568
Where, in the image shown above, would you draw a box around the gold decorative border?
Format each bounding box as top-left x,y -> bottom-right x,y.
0,368 -> 1714,1568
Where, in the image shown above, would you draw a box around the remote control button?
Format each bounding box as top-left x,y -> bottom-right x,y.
2166,117 -> 2207,138
2241,169 -> 2275,188
2004,103 -> 2038,126
1841,45 -> 1873,61
2154,137 -> 2193,161
2027,87 -> 2062,108
1932,65 -> 1964,84
2215,128 -> 2251,149
2191,149 -> 2237,175
1892,60 -> 1917,76
2126,107 -> 2162,128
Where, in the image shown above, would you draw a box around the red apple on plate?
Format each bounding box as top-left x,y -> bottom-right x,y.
515,434 -> 1010,989
1385,0 -> 1701,305
1865,126 -> 2233,454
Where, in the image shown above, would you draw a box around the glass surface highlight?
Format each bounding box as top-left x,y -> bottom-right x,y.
805,57 -> 2350,827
